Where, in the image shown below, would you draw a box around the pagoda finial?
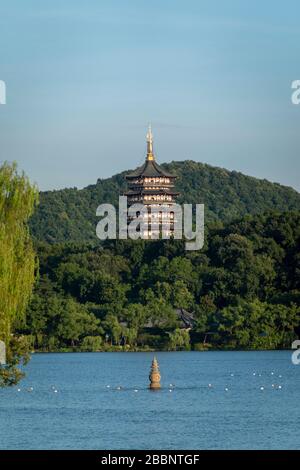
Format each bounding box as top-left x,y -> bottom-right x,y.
146,124 -> 154,161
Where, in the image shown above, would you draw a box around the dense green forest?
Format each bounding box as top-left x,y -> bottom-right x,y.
29,161 -> 300,243
21,211 -> 300,352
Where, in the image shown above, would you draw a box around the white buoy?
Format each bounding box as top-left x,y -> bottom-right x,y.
278,385 -> 282,389
271,372 -> 274,375
106,385 -> 110,388
17,388 -> 21,392
253,372 -> 256,376
208,383 -> 212,388
279,375 -> 282,378
169,389 -> 173,392
225,387 -> 229,392
54,389 -> 58,393
260,386 -> 264,391
230,373 -> 234,377
134,389 -> 138,392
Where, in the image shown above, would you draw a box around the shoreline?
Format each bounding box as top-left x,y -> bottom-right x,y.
31,348 -> 292,354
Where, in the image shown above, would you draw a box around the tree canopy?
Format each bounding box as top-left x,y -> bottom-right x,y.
0,162 -> 38,386
22,211 -> 300,353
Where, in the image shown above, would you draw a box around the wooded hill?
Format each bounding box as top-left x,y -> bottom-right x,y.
29,160 -> 300,243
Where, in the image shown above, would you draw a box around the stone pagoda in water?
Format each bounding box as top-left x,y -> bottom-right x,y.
149,356 -> 161,390
124,126 -> 179,238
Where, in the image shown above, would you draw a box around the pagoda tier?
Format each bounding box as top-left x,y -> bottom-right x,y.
124,126 -> 179,205
124,126 -> 179,238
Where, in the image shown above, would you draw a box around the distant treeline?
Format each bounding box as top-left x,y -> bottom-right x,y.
20,211 -> 300,352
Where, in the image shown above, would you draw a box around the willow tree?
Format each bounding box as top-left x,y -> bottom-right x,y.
0,162 -> 38,386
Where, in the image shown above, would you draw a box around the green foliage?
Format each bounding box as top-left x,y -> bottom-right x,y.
0,336 -> 31,386
55,299 -> 101,347
80,336 -> 103,352
29,161 -> 300,244
22,210 -> 300,352
12,159 -> 300,354
168,329 -> 191,351
103,314 -> 123,345
216,300 -> 299,350
0,163 -> 38,386
25,293 -> 102,349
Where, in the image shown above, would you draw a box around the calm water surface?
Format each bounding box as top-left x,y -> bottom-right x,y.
0,351 -> 299,449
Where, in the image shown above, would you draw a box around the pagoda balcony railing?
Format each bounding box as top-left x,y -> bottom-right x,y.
129,186 -> 173,196
128,178 -> 174,185
127,197 -> 176,203
128,184 -> 175,191
127,212 -> 175,219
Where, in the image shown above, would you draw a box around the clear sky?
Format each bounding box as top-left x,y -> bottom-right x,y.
0,0 -> 299,191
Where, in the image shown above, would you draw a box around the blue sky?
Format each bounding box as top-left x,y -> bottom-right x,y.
0,0 -> 299,191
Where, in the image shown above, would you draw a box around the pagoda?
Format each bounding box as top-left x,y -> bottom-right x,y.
124,126 -> 179,238
149,356 -> 161,390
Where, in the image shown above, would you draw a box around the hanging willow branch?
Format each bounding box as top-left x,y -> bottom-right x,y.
0,162 -> 39,386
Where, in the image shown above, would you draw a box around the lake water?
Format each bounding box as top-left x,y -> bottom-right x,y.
0,351 -> 299,449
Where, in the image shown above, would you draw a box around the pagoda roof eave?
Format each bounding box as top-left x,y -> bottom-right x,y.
126,160 -> 176,179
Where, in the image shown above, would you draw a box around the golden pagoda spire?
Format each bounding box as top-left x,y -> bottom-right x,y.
146,124 -> 154,161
